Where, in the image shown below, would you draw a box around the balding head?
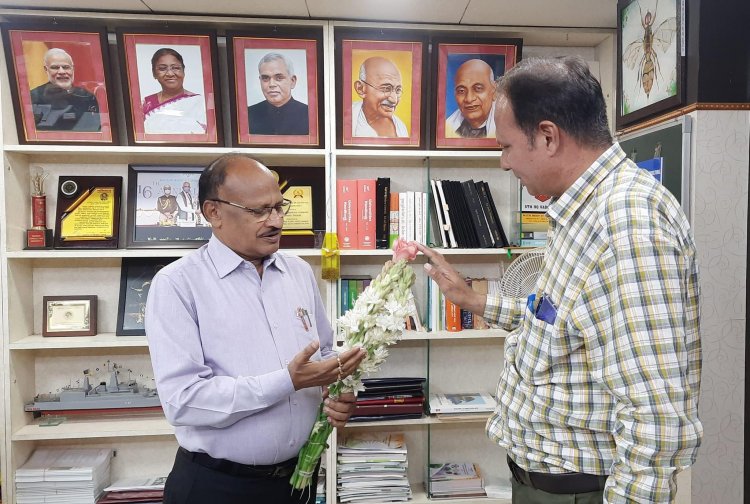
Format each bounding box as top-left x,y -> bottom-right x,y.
454,59 -> 496,129
355,56 -> 403,121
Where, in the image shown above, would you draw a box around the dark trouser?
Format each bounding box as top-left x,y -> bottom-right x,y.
163,447 -> 319,504
508,456 -> 606,504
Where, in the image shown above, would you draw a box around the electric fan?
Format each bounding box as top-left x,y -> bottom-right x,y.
499,248 -> 545,298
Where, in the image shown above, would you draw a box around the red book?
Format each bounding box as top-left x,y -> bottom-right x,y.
357,179 -> 376,249
356,396 -> 425,406
336,179 -> 358,249
353,403 -> 425,416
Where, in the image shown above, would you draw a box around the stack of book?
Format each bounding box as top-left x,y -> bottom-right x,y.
428,277 -> 502,332
15,447 -> 111,504
97,476 -> 165,503
430,178 -> 509,249
428,392 -> 497,418
350,377 -> 426,422
337,432 -> 411,503
427,462 -> 486,499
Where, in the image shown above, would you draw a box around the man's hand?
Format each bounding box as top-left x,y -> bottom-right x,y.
288,340 -> 366,391
322,388 -> 358,428
415,242 -> 487,315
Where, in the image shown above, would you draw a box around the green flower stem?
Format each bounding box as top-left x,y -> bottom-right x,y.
289,259 -> 415,491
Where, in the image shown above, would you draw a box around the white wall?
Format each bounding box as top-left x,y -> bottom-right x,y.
689,109 -> 749,503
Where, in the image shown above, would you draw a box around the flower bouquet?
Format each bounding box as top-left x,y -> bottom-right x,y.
290,239 -> 418,490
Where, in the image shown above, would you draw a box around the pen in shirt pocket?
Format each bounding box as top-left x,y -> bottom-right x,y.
296,306 -> 312,331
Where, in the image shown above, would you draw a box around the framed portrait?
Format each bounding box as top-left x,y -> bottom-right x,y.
117,29 -> 223,146
270,165 -> 326,248
431,37 -> 522,149
117,257 -> 178,336
126,165 -> 211,248
227,27 -> 324,148
616,0 -> 684,128
0,23 -> 117,145
43,295 -> 97,337
335,29 -> 427,149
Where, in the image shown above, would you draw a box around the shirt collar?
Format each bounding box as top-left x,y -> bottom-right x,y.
547,143 -> 626,227
206,235 -> 285,278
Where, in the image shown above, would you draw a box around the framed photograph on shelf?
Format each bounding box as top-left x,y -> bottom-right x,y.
126,165 -> 211,248
0,23 -> 117,145
616,0 -> 683,128
117,29 -> 222,146
227,26 -> 324,148
43,295 -> 97,337
431,37 -> 522,149
270,165 -> 326,248
335,28 -> 427,149
117,257 -> 178,336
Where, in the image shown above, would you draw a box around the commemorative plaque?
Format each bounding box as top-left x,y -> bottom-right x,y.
53,176 -> 122,249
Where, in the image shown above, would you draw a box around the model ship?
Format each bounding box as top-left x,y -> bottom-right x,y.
25,364 -> 162,417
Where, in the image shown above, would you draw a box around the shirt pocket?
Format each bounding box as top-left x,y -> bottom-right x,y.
514,303 -> 578,385
287,303 -> 322,361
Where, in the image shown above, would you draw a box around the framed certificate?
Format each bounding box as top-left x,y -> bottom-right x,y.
43,295 -> 97,337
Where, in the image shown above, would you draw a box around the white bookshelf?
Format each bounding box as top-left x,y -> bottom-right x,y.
0,8 -> 618,504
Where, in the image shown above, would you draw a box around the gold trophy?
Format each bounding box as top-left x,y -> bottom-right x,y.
26,168 -> 52,248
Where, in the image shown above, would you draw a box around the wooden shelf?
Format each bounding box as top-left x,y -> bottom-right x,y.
12,415 -> 174,441
10,333 -> 147,350
339,248 -> 517,257
345,413 -> 492,429
401,329 -> 508,341
334,149 -> 502,162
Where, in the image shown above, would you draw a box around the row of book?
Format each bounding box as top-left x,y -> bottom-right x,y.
336,177 -> 511,251
97,477 -> 165,503
428,277 -> 502,332
430,178 -> 509,249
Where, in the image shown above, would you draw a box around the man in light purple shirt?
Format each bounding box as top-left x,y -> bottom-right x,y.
146,154 -> 366,504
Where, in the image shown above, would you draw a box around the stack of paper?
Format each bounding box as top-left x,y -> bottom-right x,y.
15,447 -> 112,504
337,432 -> 411,503
427,462 -> 486,499
97,475 -> 166,503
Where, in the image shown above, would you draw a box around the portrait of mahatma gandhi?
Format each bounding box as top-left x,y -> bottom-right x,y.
351,56 -> 408,138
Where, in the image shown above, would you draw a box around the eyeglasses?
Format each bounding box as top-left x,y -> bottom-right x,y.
210,198 -> 292,222
155,64 -> 184,74
360,79 -> 403,97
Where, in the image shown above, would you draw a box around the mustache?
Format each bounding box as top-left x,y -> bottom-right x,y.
379,99 -> 397,108
260,227 -> 282,237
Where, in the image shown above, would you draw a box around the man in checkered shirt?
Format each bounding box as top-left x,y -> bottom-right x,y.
417,56 -> 701,503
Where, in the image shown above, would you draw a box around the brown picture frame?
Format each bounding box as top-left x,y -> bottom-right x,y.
431,36 -> 522,150
227,26 -> 324,148
335,28 -> 427,149
117,28 -> 223,146
0,22 -> 117,145
42,295 -> 97,337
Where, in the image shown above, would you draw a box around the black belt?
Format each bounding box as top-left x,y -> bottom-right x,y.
178,447 -> 297,479
507,455 -> 608,495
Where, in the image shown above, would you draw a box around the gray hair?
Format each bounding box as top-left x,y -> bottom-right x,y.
257,53 -> 295,77
44,48 -> 73,66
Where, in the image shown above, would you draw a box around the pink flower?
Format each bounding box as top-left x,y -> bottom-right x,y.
392,239 -> 418,262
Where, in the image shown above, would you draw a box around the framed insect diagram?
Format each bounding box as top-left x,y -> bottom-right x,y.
616,0 -> 684,128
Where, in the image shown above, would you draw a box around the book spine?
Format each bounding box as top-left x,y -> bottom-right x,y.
475,181 -> 502,248
375,177 -> 390,249
445,298 -> 461,332
406,190 -> 416,242
398,192 -> 407,240
461,180 -> 493,248
336,179 -> 358,249
389,192 -> 400,247
356,179 -> 376,249
483,182 -> 509,247
414,191 -> 424,246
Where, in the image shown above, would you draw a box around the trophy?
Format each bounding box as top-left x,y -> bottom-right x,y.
26,168 -> 53,248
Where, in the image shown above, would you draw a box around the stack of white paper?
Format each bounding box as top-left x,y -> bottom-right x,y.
15,447 -> 111,504
337,432 -> 411,503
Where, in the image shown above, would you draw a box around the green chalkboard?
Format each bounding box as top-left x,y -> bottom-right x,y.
618,120 -> 687,206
